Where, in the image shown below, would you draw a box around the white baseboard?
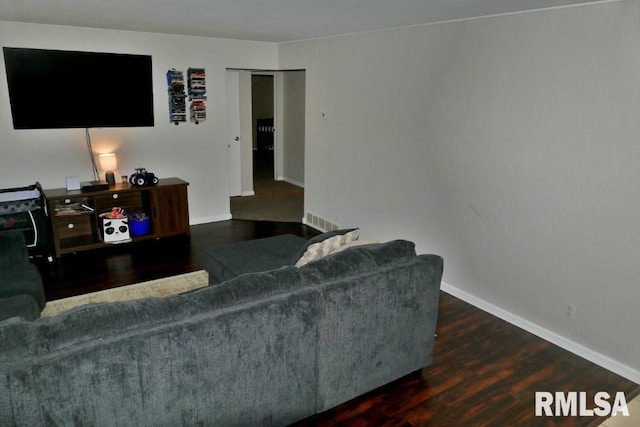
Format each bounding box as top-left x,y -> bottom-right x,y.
276,176 -> 304,188
190,213 -> 232,225
440,281 -> 640,384
241,190 -> 255,197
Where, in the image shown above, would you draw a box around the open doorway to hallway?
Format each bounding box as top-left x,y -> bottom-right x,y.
253,74 -> 275,181
229,70 -> 306,223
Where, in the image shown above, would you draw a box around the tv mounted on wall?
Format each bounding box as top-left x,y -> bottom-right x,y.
3,47 -> 154,129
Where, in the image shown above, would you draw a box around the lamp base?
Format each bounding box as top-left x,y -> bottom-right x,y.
105,171 -> 116,186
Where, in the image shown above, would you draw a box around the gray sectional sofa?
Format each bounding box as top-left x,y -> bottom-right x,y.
0,238 -> 443,426
0,230 -> 45,322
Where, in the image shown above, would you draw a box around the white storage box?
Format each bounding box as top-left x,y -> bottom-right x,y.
100,217 -> 131,243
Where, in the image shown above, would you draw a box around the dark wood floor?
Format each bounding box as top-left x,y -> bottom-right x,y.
36,219 -> 320,301
33,220 -> 640,426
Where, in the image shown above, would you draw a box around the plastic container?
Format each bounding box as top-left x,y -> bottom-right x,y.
128,213 -> 151,237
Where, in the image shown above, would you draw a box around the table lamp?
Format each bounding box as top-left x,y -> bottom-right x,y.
99,153 -> 118,186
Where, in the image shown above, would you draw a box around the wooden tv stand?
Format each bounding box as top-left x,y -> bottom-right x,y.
44,178 -> 189,258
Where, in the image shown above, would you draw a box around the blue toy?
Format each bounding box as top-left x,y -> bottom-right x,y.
129,168 -> 159,186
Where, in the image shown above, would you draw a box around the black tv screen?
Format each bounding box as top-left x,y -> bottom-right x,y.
3,47 -> 154,129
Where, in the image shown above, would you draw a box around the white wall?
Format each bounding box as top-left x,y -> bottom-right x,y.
0,21 -> 277,223
279,0 -> 640,381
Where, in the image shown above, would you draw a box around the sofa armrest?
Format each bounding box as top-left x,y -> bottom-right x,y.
0,230 -> 29,267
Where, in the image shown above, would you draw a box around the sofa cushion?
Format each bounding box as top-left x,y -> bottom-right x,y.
0,295 -> 40,321
0,229 -> 45,320
0,230 -> 29,267
41,270 -> 209,317
0,264 -> 45,310
290,228 -> 358,264
200,234 -> 306,284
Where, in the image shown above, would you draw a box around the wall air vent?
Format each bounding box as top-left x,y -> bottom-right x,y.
305,212 -> 340,232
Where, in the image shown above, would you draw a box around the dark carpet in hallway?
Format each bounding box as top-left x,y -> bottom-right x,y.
230,149 -> 304,223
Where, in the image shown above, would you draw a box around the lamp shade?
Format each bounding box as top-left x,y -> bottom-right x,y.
99,153 -> 118,171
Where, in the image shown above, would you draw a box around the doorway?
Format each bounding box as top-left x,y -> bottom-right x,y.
252,75 -> 275,181
227,70 -> 306,223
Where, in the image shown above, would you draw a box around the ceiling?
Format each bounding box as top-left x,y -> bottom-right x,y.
2,0 -> 604,43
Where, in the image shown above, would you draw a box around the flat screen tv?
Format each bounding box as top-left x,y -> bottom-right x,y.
3,47 -> 154,129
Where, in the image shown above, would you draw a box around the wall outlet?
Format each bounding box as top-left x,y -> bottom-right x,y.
565,302 -> 576,320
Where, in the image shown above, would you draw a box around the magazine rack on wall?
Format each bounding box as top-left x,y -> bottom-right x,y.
187,67 -> 206,124
167,69 -> 186,125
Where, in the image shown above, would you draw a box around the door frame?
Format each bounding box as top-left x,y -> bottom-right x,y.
226,68 -> 306,201
225,70 -> 242,197
251,72 -> 278,180
225,69 -> 254,197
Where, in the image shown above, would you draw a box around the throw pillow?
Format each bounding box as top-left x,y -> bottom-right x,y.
41,270 -> 209,317
291,228 -> 358,264
295,229 -> 360,267
325,238 -> 379,255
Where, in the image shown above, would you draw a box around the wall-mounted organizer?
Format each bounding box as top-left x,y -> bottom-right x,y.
167,69 -> 186,125
187,67 -> 206,124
